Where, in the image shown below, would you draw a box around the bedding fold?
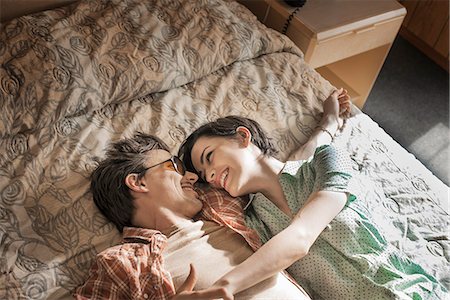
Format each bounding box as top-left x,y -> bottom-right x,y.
0,0 -> 301,138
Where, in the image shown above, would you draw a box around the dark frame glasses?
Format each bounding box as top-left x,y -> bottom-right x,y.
139,156 -> 186,176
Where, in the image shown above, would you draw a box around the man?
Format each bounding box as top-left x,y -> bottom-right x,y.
74,132 -> 310,299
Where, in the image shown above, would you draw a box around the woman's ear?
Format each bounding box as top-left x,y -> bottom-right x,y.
236,126 -> 252,147
125,173 -> 149,193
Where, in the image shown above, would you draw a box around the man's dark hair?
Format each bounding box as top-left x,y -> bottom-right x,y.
90,132 -> 169,232
178,115 -> 278,177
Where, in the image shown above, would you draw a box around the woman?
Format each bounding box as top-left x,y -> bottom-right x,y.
178,89 -> 446,299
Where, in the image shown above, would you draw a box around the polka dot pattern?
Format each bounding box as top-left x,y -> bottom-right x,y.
245,145 -> 447,299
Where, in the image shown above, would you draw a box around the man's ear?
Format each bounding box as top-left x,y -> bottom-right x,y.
125,173 -> 149,193
236,126 -> 252,147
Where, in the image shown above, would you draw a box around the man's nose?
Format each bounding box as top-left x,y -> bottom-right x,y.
185,171 -> 198,183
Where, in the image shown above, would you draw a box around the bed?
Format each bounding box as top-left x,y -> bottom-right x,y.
0,0 -> 448,299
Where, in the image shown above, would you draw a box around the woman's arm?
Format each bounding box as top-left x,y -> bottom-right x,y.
210,190 -> 347,295
288,88 -> 350,161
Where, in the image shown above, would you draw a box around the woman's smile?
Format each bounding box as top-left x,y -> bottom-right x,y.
219,168 -> 229,189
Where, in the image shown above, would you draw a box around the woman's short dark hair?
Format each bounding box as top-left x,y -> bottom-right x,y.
90,132 -> 169,232
178,115 -> 277,177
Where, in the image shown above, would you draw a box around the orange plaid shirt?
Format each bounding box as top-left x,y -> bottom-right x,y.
74,187 -> 261,299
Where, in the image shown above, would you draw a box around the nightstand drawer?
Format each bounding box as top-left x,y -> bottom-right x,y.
307,16 -> 404,68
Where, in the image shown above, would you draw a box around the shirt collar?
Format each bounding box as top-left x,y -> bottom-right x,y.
243,194 -> 255,211
282,160 -> 303,176
122,226 -> 165,243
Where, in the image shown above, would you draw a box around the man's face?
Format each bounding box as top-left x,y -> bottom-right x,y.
139,149 -> 203,218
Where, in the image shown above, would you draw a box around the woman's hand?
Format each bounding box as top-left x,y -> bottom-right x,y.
171,264 -> 233,300
322,88 -> 351,133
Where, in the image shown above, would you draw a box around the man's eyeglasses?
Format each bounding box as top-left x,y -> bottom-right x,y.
139,156 -> 186,176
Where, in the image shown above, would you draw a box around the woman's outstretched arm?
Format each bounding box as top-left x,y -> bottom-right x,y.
209,190 -> 347,295
288,88 -> 350,161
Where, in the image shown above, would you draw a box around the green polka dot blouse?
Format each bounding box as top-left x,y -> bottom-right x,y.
245,145 -> 447,300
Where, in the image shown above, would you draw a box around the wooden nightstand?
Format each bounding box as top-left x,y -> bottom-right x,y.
240,0 -> 406,108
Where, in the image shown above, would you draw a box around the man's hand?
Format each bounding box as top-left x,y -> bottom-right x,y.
171,264 -> 233,300
337,88 -> 351,118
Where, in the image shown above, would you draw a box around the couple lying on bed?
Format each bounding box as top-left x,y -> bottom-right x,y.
75,89 -> 446,300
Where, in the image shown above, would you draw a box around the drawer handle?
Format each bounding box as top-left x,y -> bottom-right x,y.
354,25 -> 376,34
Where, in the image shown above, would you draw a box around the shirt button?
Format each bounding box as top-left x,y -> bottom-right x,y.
144,293 -> 148,299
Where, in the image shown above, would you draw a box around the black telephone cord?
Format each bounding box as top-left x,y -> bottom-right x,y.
281,6 -> 303,35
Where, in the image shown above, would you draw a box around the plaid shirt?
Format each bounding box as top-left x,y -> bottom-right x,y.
197,186 -> 261,251
74,188 -> 261,299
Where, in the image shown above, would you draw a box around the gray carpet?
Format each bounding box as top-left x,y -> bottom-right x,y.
363,36 -> 449,185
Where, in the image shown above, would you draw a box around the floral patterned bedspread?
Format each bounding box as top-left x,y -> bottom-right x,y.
0,0 -> 448,299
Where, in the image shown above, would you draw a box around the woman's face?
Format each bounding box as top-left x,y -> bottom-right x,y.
190,134 -> 257,197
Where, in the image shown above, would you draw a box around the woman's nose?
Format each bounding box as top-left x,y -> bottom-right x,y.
206,169 -> 215,183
